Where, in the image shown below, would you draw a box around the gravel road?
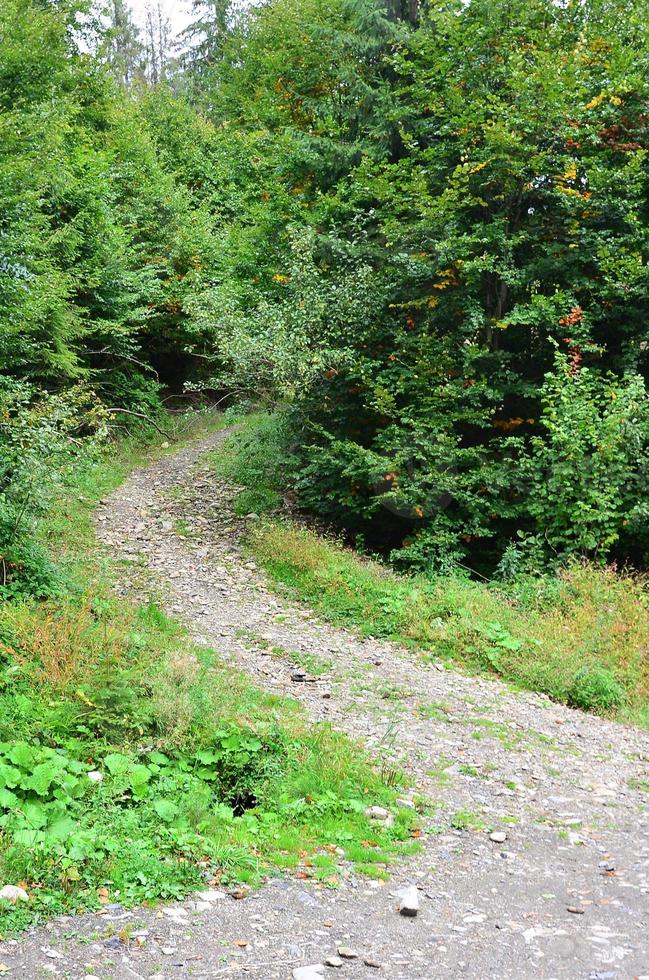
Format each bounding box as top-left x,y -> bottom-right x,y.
4,430 -> 648,980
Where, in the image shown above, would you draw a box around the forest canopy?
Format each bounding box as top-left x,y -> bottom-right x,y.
2,0 -> 649,591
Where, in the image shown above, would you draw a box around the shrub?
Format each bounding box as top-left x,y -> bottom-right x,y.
567,666 -> 625,714
0,381 -> 106,599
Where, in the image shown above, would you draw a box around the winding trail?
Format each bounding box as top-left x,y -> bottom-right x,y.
5,430 -> 649,979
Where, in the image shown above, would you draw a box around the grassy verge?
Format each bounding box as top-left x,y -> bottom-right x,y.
0,412 -> 416,933
214,412 -> 649,728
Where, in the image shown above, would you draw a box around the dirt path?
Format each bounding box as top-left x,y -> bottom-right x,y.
5,431 -> 649,980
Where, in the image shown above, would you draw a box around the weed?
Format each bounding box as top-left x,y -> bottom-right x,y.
427,756 -> 454,786
268,644 -> 332,677
458,764 -> 480,777
450,809 -> 486,831
629,778 -> 649,793
567,666 -> 625,713
416,702 -> 451,722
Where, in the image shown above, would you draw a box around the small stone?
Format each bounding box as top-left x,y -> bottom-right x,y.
293,967 -> 325,980
87,771 -> 103,783
227,887 -> 250,900
396,798 -> 416,810
325,956 -> 343,968
291,671 -> 307,682
566,906 -> 585,914
337,947 -> 358,959
364,959 -> 382,969
364,806 -> 389,821
194,889 -> 226,902
489,831 -> 507,843
161,947 -> 176,956
0,886 -> 28,904
398,885 -> 419,917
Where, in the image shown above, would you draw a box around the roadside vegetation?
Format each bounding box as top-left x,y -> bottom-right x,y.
0,417 -> 416,933
215,414 -> 649,727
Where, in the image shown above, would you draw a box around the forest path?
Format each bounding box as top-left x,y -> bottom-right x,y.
7,430 -> 649,979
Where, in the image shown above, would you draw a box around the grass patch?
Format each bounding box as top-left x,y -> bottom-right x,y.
243,521 -> 649,726
211,410 -> 287,516
0,416 -> 416,933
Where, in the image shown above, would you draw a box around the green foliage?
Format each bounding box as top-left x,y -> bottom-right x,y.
521,354 -> 649,563
212,411 -> 290,515
0,380 -> 106,598
567,666 -> 625,713
0,435 -> 414,933
241,513 -> 649,725
202,0 -> 649,574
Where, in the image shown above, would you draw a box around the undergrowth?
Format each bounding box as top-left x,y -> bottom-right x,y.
0,412 -> 415,933
213,411 -> 649,727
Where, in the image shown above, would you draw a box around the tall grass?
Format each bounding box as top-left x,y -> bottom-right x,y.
249,522 -> 649,726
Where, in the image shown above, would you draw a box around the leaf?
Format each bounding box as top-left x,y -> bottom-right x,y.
7,743 -> 35,769
0,764 -> 22,791
28,763 -> 58,796
0,788 -> 17,809
45,816 -> 77,841
153,798 -> 180,822
104,753 -> 132,775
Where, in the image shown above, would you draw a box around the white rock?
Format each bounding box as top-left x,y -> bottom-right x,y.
293,967 -> 325,980
489,831 -> 507,843
194,889 -> 226,902
87,771 -> 103,783
337,946 -> 358,959
42,948 -> 63,960
325,956 -> 343,967
396,798 -> 416,810
364,805 -> 390,820
0,885 -> 29,903
399,885 -> 419,917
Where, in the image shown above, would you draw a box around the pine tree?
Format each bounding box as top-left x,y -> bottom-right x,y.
144,2 -> 171,85
103,0 -> 144,89
178,0 -> 238,85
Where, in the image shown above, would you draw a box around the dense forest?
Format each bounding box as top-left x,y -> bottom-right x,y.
2,0 -> 649,588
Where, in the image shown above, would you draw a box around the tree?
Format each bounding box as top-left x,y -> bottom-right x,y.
205,0 -> 649,572
144,1 -> 171,85
102,0 -> 145,88
179,0 -> 233,84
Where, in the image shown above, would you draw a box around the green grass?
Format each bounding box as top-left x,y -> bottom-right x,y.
246,521 -> 649,726
209,413 -> 649,727
211,410 -> 287,516
0,413 -> 416,933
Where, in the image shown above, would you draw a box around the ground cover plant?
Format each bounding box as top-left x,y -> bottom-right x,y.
0,427 -> 416,934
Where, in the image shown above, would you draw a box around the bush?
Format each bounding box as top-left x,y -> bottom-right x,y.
213,410 -> 292,515
0,381 -> 106,599
567,666 -> 625,714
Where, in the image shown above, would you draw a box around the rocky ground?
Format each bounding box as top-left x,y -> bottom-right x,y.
3,430 -> 649,979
